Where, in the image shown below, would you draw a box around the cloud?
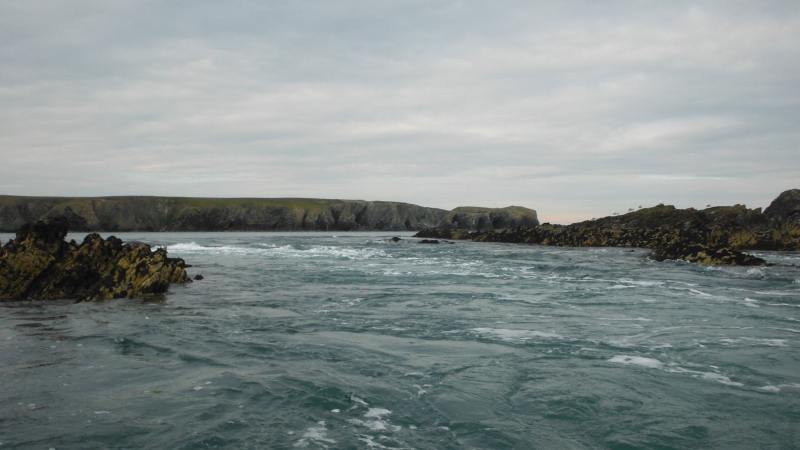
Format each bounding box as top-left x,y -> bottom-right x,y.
1,1 -> 799,222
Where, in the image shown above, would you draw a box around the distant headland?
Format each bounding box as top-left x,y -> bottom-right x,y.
0,196 -> 538,232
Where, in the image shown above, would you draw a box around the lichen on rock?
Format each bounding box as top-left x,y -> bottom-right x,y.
0,216 -> 191,302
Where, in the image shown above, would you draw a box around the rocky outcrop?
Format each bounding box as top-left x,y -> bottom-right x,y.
0,216 -> 191,302
0,196 -> 449,232
434,206 -> 539,231
415,190 -> 800,266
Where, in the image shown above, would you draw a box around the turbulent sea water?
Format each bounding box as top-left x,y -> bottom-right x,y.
1,232 -> 800,449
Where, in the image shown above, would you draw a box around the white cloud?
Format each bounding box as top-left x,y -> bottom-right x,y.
1,1 -> 799,222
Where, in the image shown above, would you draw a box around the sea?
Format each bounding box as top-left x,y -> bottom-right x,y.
1,231 -> 799,449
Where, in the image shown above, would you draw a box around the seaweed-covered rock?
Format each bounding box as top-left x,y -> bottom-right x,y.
0,216 -> 191,302
415,190 -> 800,266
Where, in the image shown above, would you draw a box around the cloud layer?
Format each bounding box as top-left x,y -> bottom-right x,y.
2,1 -> 799,222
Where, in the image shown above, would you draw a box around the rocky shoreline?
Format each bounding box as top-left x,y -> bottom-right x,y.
415,189 -> 800,266
0,216 -> 192,302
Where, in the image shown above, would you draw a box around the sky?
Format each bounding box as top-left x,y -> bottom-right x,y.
1,1 -> 798,223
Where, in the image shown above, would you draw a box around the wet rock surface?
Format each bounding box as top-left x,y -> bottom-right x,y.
415,190 -> 800,266
0,216 -> 191,302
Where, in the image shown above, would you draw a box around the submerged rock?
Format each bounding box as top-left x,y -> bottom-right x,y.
0,216 -> 191,302
418,239 -> 440,244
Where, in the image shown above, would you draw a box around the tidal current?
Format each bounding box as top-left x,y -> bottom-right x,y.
1,232 -> 799,449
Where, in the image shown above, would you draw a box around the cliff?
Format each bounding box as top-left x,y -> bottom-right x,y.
0,216 -> 191,302
0,196 -> 450,232
433,206 -> 539,231
415,189 -> 800,266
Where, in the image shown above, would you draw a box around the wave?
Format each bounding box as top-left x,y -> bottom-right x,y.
165,242 -> 389,260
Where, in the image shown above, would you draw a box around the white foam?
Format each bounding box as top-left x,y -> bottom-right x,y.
757,386 -> 780,393
618,278 -> 665,287
364,408 -> 392,419
744,298 -> 760,308
94,411 -> 110,415
351,395 -> 368,406
770,327 -> 800,334
348,408 -> 401,433
696,372 -> 744,387
168,242 -> 389,260
348,418 -> 387,431
665,366 -> 744,387
358,435 -> 388,448
166,242 -> 207,251
597,317 -> 652,322
293,421 -> 336,448
690,289 -> 713,297
471,328 -> 562,342
608,355 -> 662,368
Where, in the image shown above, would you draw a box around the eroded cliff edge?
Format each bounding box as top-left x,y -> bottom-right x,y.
0,216 -> 191,302
416,189 -> 800,266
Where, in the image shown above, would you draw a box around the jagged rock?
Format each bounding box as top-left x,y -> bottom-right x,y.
390,237 -> 402,242
415,191 -> 800,266
764,189 -> 800,223
194,274 -> 204,280
651,243 -> 764,266
0,216 -> 191,302
418,239 -> 440,244
434,206 -> 539,231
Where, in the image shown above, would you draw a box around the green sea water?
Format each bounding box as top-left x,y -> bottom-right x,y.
1,232 -> 799,449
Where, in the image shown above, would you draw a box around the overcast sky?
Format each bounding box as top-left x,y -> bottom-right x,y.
1,1 -> 798,223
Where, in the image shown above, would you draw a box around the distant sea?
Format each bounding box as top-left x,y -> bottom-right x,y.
1,232 -> 799,449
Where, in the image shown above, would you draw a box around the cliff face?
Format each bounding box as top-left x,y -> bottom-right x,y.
0,197 -> 449,232
0,216 -> 191,302
434,206 -> 540,231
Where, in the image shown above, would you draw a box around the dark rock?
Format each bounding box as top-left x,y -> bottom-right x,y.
418,239 -> 440,244
415,190 -> 800,266
390,237 -> 402,242
194,274 -> 204,280
651,243 -> 765,266
0,216 -> 192,302
764,189 -> 800,225
435,206 -> 539,231
0,196 -> 449,232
